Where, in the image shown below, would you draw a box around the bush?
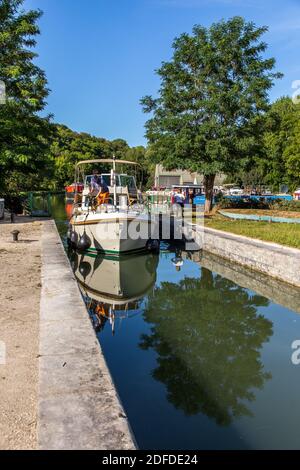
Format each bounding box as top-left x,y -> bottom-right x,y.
216,196 -> 300,212
269,199 -> 300,212
214,191 -> 225,204
217,197 -> 270,210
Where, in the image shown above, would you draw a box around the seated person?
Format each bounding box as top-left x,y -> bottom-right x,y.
90,169 -> 110,206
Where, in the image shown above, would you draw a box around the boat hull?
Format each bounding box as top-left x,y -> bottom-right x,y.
69,212 -> 153,254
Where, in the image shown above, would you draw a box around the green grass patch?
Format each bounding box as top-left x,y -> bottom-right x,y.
205,214 -> 300,249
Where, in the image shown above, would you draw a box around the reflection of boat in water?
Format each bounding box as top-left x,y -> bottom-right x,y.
73,252 -> 158,302
65,202 -> 74,221
71,251 -> 159,334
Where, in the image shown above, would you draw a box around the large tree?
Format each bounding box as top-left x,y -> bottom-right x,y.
0,0 -> 50,192
220,97 -> 300,192
141,17 -> 281,212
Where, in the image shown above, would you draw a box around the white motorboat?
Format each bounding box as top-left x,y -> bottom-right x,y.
68,158 -> 159,255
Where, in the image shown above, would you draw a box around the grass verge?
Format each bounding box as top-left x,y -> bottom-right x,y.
205,214 -> 300,249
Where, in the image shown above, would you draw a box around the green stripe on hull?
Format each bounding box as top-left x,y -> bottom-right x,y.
85,246 -> 148,258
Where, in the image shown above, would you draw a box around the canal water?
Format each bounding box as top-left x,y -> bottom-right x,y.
52,195 -> 300,450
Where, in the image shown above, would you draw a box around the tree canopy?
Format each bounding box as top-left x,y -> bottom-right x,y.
226,97 -> 300,192
0,0 -> 51,192
47,124 -> 150,190
141,17 -> 282,211
262,97 -> 300,191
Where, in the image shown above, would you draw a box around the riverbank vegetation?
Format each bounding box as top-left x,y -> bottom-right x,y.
216,196 -> 300,212
44,124 -> 152,191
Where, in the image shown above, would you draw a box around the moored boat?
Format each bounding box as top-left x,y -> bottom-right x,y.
68,158 -> 159,255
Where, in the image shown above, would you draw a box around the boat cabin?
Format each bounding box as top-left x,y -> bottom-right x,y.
73,158 -> 142,214
83,173 -> 138,202
76,172 -> 140,211
84,174 -> 137,194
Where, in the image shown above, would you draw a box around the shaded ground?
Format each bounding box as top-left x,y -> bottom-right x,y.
0,218 -> 42,450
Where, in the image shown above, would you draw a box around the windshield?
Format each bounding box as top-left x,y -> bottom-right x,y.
119,175 -> 136,190
85,174 -> 113,186
84,174 -> 136,188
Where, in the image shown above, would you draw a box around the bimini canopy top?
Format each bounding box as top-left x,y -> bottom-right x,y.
75,159 -> 140,168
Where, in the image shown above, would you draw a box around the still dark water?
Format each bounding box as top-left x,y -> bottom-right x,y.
52,195 -> 300,450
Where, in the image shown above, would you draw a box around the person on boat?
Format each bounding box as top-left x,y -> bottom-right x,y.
174,190 -> 185,207
90,169 -> 110,206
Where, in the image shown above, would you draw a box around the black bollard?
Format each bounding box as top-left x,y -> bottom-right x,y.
11,230 -> 20,242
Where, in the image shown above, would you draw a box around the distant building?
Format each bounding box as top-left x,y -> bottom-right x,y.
154,164 -> 226,188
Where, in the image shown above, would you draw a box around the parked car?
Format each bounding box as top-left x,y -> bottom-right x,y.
229,187 -> 244,196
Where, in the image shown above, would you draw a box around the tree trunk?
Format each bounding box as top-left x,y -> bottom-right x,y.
204,174 -> 216,214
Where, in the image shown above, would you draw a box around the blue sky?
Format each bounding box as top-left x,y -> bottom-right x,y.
25,0 -> 300,146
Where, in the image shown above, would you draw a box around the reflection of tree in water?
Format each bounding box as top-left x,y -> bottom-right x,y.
140,268 -> 273,426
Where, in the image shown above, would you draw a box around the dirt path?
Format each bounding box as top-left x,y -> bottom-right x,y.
0,219 -> 42,450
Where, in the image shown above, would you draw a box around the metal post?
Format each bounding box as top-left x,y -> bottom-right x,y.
47,192 -> 52,216
28,192 -> 33,215
113,154 -> 117,207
